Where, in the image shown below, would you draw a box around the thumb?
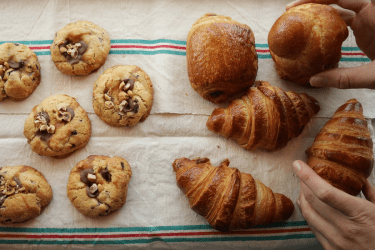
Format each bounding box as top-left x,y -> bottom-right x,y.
310,60 -> 375,89
362,179 -> 375,203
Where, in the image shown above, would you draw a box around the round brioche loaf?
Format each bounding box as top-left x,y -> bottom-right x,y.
268,3 -> 348,85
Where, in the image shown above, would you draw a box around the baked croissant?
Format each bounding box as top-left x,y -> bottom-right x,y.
306,99 -> 374,196
186,13 -> 258,103
206,81 -> 320,151
172,157 -> 294,232
268,3 -> 348,85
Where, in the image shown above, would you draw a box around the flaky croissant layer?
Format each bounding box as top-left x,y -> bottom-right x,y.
172,157 -> 294,231
306,99 -> 374,196
207,81 -> 320,151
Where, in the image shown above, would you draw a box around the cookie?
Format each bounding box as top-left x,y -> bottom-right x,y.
0,43 -> 41,101
0,165 -> 53,223
67,155 -> 132,217
50,21 -> 111,75
23,94 -> 91,158
93,65 -> 153,126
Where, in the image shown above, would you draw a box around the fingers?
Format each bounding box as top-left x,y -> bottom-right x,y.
286,0 -> 369,13
300,181 -> 342,223
309,60 -> 375,89
332,5 -> 355,26
297,192 -> 340,247
286,0 -> 337,10
362,179 -> 375,203
293,160 -> 360,217
308,226 -> 335,250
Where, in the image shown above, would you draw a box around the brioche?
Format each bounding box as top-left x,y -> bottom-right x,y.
268,3 -> 348,85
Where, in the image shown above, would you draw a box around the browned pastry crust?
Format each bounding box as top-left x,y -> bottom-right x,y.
268,3 -> 348,85
186,13 -> 258,103
0,165 -> 52,223
172,157 -> 294,232
206,81 -> 320,151
306,99 -> 374,196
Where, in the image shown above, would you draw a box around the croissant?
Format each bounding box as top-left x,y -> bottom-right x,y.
206,81 -> 320,151
306,99 -> 374,196
172,157 -> 294,231
268,3 -> 348,85
186,13 -> 258,103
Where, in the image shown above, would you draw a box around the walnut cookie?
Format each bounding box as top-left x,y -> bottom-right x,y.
0,43 -> 41,101
93,65 -> 153,127
0,165 -> 52,223
23,94 -> 91,158
67,155 -> 132,217
50,21 -> 111,75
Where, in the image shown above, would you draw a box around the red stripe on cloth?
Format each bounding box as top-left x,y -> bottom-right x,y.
29,46 -> 50,50
111,45 -> 186,50
0,228 -> 311,239
342,52 -> 366,56
29,45 -> 186,50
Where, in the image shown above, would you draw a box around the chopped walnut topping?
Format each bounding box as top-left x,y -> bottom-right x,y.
105,101 -> 114,109
119,100 -> 128,112
0,65 -> 4,75
127,90 -> 134,98
90,183 -> 98,193
104,94 -> 112,101
117,91 -> 128,102
39,125 -> 48,131
35,111 -> 55,134
123,82 -> 131,92
59,40 -> 87,64
87,173 -> 97,182
119,82 -> 125,90
47,125 -> 56,133
57,106 -> 72,122
66,43 -> 82,59
3,69 -> 14,80
59,47 -> 67,53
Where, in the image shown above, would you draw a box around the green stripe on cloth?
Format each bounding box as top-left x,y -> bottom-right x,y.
341,57 -> 371,62
35,51 -> 51,56
0,221 -> 308,233
0,40 -> 53,45
0,234 -> 315,245
110,39 -> 186,45
341,47 -> 362,51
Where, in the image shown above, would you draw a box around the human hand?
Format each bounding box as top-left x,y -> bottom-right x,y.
293,160 -> 375,250
285,0 -> 375,89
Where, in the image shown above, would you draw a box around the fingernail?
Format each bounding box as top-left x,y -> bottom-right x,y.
293,161 -> 302,172
310,76 -> 328,87
296,199 -> 301,207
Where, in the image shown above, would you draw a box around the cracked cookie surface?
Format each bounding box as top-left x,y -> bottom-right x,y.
67,155 -> 132,217
93,65 -> 153,126
0,43 -> 41,101
23,94 -> 91,157
0,165 -> 52,223
50,20 -> 111,76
